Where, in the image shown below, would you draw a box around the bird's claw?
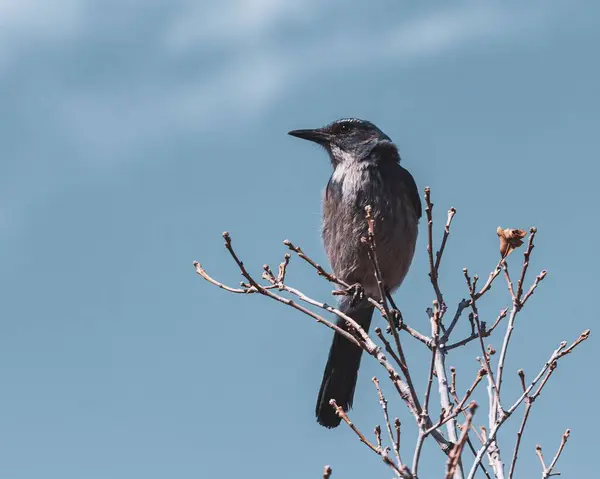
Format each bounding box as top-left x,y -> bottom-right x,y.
391,309 -> 403,330
384,309 -> 403,332
344,283 -> 364,306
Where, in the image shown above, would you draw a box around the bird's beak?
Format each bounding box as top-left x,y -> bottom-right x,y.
288,128 -> 331,145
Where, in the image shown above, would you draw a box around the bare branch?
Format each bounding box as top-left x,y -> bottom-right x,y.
374,425 -> 383,450
520,270 -> 547,308
424,187 -> 445,308
194,261 -> 255,294
496,304 -> 518,398
447,404 -> 478,479
284,239 -> 345,287
435,207 -> 457,272
558,329 -> 591,357
464,268 -> 502,413
536,444 -> 547,472
277,253 -> 291,283
330,399 -> 408,477
465,437 -> 492,479
426,369 -> 486,435
445,308 -> 508,351
423,306 -> 441,416
395,418 -> 402,469
515,227 -> 537,302
442,298 -> 470,342
330,399 -> 379,453
467,334 -> 588,479
542,430 -> 571,478
373,377 -> 404,469
501,259 -> 517,302
473,260 -> 503,301
195,189 -> 590,479
285,238 -> 432,346
508,363 -> 557,478
364,205 -> 423,418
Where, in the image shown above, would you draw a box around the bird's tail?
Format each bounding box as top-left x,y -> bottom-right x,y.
316,298 -> 374,428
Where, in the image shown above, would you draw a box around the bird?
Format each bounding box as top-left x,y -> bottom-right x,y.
288,118 -> 422,428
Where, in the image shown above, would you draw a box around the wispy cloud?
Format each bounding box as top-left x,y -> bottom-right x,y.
165,0 -> 313,52
0,0 -> 558,155
0,0 -> 566,231
158,1 -> 557,128
0,0 -> 84,71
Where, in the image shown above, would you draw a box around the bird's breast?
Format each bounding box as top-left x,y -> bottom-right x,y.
322,162 -> 418,296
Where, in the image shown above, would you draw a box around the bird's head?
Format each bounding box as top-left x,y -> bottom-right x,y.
288,118 -> 394,166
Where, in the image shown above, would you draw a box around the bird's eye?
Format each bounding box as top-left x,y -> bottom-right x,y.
335,122 -> 352,134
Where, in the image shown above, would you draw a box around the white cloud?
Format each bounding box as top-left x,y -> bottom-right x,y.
0,0 -> 84,71
165,0 -> 313,52
155,1 -> 557,129
0,0 -> 568,232
0,0 -> 560,144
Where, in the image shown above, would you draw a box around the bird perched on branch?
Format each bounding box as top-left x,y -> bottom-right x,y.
289,118 -> 422,428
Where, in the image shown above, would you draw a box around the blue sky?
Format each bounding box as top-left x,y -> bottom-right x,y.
0,1 -> 598,478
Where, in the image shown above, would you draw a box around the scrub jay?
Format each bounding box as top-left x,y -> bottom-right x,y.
289,118 -> 422,428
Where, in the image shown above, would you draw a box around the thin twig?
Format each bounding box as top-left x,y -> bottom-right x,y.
542,430 -> 571,478
395,418 -> 402,468
208,232 -> 442,431
496,230 -> 542,406
445,308 -> 509,351
285,238 -> 432,346
423,306 -> 441,415
435,207 -> 457,272
520,270 -> 547,308
508,363 -> 557,478
194,261 -> 255,293
442,299 -> 470,343
424,187 -> 445,308
330,400 -> 406,477
515,227 -> 537,302
465,437 -> 492,479
501,259 -> 517,301
412,430 -> 426,478
284,240 -> 346,287
536,444 -> 547,471
277,254 -> 291,283
466,333 -> 589,479
558,329 -> 590,357
425,369 -> 486,435
195,209 -> 589,479
364,205 -> 423,417
422,190 -> 464,478
401,323 -> 433,348
432,345 -> 466,478
286,239 -> 390,320
447,404 -> 477,479
465,268 -> 502,412
375,327 -> 407,371
496,305 -> 518,398
473,260 -> 503,301
329,399 -> 379,452
373,377 -> 403,469
374,425 -> 383,450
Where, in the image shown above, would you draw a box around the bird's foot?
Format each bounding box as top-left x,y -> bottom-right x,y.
385,309 -> 403,332
382,287 -> 403,330
343,282 -> 365,306
392,309 -> 403,329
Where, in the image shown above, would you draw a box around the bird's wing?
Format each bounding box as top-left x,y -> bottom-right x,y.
371,140 -> 422,220
398,165 -> 422,220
